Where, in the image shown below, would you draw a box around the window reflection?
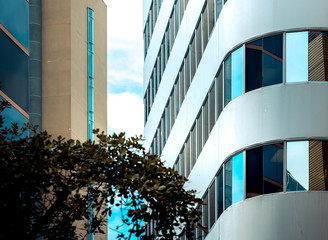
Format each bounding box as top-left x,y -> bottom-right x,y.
217,169 -> 223,218
246,144 -> 283,198
246,35 -> 283,92
309,31 -> 328,82
286,32 -> 308,83
224,46 -> 244,106
309,141 -> 328,190
225,152 -> 244,209
287,141 -> 309,191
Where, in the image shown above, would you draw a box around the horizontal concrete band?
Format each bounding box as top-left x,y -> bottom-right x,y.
207,191 -> 328,240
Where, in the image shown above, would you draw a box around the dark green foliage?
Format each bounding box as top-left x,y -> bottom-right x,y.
0,99 -> 202,240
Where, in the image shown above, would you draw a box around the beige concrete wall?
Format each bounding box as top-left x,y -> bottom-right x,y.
42,0 -> 107,141
42,0 -> 107,238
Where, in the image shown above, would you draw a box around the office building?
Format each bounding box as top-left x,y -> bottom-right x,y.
0,0 -> 107,239
143,0 -> 328,239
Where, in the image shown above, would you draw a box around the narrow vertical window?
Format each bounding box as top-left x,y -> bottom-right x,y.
286,32 -> 308,83
87,7 -> 94,240
225,152 -> 244,209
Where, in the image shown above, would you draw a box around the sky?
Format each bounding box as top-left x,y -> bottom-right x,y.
105,0 -> 144,138
104,0 -> 144,238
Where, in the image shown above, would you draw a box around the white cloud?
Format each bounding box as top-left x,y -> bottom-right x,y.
107,92 -> 144,137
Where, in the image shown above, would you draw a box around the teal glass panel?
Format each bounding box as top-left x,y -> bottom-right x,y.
224,46 -> 244,107
231,47 -> 244,100
287,141 -> 309,191
232,152 -> 244,204
0,96 -> 29,138
88,51 -> 94,77
0,30 -> 29,112
0,0 -> 29,50
225,152 -> 244,209
286,32 -> 308,83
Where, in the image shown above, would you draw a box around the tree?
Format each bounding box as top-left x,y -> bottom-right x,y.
0,99 -> 202,240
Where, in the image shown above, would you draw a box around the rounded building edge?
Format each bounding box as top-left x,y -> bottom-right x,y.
207,191 -> 328,240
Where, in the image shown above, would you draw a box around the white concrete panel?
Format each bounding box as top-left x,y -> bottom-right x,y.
205,192 -> 328,240
218,83 -> 328,166
143,0 -> 207,147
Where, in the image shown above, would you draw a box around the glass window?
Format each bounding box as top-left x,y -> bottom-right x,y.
204,98 -> 209,144
202,192 -> 208,238
246,35 -> 283,92
191,124 -> 197,168
246,144 -> 283,198
309,141 -> 328,190
0,0 -> 29,50
224,46 -> 244,106
191,37 -> 196,80
186,136 -> 191,176
309,31 -> 328,82
196,22 -> 202,67
197,113 -> 203,157
180,147 -> 185,177
208,0 -> 215,35
209,83 -> 215,132
287,141 -> 309,191
286,32 -> 308,83
185,52 -> 191,88
217,169 -> 224,218
179,68 -> 185,103
209,181 -> 216,229
215,0 -> 224,21
225,152 -> 244,209
202,3 -> 209,50
216,69 -> 223,119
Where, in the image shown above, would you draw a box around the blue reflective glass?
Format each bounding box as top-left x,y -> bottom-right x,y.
286,32 -> 308,83
287,141 -> 309,191
232,152 -> 244,204
0,0 -> 29,50
231,47 -> 244,100
88,51 -> 94,77
224,46 -> 244,106
0,96 -> 29,138
0,30 -> 29,112
225,152 -> 244,209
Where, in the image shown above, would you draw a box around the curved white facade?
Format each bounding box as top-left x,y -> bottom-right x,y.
143,0 -> 328,239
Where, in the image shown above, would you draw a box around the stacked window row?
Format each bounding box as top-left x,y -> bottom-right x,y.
144,0 -> 229,123
143,0 -> 163,58
149,31 -> 328,172
144,0 -> 190,123
195,140 -> 328,239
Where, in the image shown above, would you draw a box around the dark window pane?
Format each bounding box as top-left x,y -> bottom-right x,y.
216,69 -> 223,119
203,192 -> 208,238
217,169 -> 223,218
262,53 -> 282,87
263,144 -> 283,193
0,30 -> 29,112
309,141 -> 328,190
246,44 -> 262,92
224,55 -> 232,106
263,34 -> 283,59
209,181 -> 215,228
225,158 -> 232,209
246,147 -> 263,198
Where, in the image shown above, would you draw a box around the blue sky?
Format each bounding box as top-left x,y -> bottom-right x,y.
105,0 -> 144,137
104,0 -> 144,238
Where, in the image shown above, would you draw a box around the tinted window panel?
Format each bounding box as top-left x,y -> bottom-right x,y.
217,169 -> 223,218
246,147 -> 263,198
246,45 -> 262,92
263,144 -> 283,193
0,0 -> 29,49
0,30 -> 28,112
232,152 -> 244,204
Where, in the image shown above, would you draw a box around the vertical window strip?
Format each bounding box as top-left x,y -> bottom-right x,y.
87,7 -> 94,240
